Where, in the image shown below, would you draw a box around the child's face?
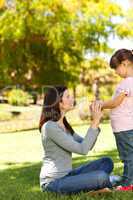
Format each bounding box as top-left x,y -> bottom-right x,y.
115,61 -> 127,78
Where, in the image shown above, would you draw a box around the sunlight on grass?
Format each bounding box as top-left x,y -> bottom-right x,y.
0,123 -> 117,170
0,123 -> 132,200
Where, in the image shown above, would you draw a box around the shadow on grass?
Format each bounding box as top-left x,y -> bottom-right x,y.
0,149 -> 129,200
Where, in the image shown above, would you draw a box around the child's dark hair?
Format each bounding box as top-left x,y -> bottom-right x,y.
110,49 -> 133,69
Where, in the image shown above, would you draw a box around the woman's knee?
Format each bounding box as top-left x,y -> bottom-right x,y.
101,157 -> 114,172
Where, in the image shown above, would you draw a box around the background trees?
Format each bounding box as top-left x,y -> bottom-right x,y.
0,0 -> 132,97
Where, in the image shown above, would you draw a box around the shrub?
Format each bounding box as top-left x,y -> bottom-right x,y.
7,89 -> 32,106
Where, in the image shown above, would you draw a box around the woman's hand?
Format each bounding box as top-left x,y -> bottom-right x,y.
90,101 -> 103,129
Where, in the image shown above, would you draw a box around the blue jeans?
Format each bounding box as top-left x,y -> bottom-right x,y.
114,129 -> 133,185
42,157 -> 113,194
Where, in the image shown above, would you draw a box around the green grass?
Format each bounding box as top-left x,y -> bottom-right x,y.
0,104 -> 41,133
0,124 -> 132,200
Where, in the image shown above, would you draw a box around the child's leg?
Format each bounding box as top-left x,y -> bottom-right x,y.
114,130 -> 133,185
114,133 -> 128,182
124,130 -> 133,185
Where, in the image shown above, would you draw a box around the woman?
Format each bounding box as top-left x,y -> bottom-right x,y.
39,85 -> 114,194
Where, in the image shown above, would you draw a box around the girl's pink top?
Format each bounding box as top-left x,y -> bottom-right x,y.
110,77 -> 133,133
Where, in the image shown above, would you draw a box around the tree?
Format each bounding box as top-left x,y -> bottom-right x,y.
0,0 -> 4,8
0,0 -> 125,89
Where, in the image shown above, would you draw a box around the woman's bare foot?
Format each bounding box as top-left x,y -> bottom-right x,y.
88,187 -> 112,196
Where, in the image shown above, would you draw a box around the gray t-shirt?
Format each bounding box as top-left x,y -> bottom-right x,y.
40,120 -> 100,186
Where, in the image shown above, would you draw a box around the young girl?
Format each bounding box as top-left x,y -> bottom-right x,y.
101,49 -> 133,191
39,85 -> 115,194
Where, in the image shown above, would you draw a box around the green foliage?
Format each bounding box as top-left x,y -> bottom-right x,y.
0,0 -> 126,88
100,84 -> 115,100
7,89 -> 32,106
116,7 -> 133,38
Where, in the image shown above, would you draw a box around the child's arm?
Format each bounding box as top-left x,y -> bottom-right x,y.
102,92 -> 127,110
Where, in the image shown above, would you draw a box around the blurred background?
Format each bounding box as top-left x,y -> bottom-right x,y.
0,1 -> 133,199
0,0 -> 133,133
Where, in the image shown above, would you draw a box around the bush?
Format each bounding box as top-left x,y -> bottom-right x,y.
7,89 -> 32,106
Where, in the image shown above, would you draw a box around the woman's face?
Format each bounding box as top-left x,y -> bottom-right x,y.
59,89 -> 74,112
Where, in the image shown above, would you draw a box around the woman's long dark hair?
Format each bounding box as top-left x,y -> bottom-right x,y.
39,85 -> 74,135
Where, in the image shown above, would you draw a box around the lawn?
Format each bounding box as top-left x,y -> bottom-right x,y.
0,104 -> 41,133
0,123 -> 132,200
